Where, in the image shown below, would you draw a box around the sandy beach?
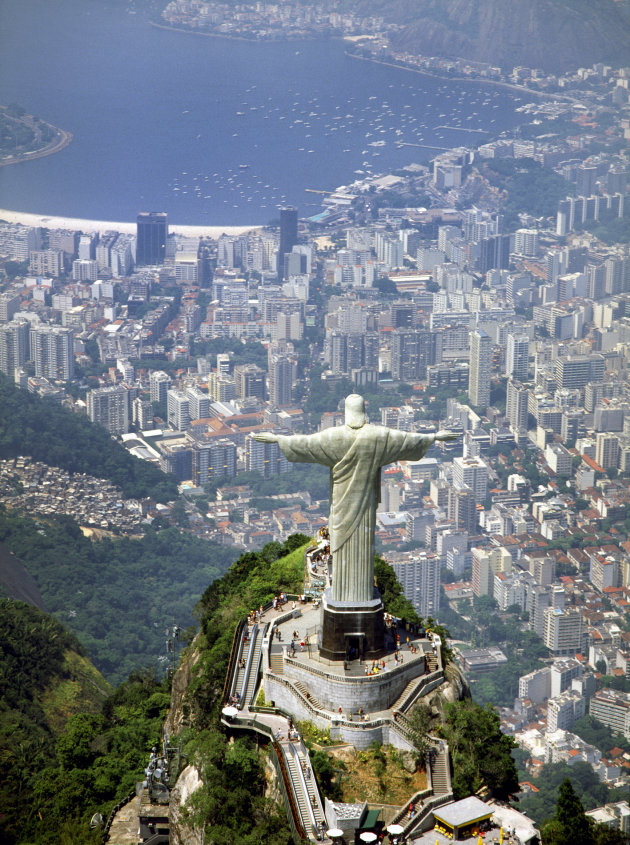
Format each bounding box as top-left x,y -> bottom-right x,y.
0,208 -> 262,239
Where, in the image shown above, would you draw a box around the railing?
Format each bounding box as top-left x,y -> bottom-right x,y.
238,623 -> 259,701
393,669 -> 444,713
386,789 -> 432,826
100,789 -> 136,845
401,791 -> 454,837
273,740 -> 309,844
221,617 -> 247,706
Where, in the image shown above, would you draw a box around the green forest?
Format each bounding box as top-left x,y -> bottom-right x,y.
0,598 -> 171,845
0,375 -> 178,502
0,508 -> 235,684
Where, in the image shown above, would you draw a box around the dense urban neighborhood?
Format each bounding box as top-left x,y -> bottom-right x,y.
1,36 -> 630,840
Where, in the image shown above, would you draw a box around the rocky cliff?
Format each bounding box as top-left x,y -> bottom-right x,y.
351,0 -> 630,72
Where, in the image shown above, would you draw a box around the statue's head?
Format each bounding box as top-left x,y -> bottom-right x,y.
345,394 -> 367,429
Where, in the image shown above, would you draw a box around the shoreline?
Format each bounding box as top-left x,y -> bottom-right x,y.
343,48 -> 576,102
0,123 -> 73,169
0,208 -> 261,238
150,19 -> 329,44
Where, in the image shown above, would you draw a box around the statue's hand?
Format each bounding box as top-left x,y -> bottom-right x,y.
435,430 -> 460,442
252,431 -> 279,443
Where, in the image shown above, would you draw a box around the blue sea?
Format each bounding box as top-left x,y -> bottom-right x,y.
0,0 -> 525,226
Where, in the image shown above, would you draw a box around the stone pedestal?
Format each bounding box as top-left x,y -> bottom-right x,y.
319,588 -> 386,661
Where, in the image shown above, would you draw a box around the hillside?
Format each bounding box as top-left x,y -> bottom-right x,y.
0,600 -> 112,844
0,539 -> 47,609
0,508 -> 235,684
0,375 -> 178,503
350,0 -> 630,72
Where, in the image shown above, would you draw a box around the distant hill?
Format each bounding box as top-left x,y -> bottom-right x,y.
0,375 -> 178,503
350,0 -> 630,73
0,508 -> 236,684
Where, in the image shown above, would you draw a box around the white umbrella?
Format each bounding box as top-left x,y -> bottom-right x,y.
360,833 -> 377,844
222,705 -> 239,718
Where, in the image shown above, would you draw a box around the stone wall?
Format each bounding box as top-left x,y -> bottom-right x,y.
281,656 -> 427,713
264,674 -> 416,751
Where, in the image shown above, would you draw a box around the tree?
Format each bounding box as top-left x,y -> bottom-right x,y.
440,700 -> 518,800
541,778 -> 593,845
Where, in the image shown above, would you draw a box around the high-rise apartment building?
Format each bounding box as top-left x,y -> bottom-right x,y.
471,547 -> 512,597
0,293 -> 22,323
506,379 -> 529,431
448,485 -> 477,533
595,432 -> 619,470
87,385 -> 129,434
30,325 -> 74,381
149,370 -> 172,405
391,553 -> 441,618
72,258 -> 98,281
234,363 -> 266,401
0,320 -> 29,377
136,212 -> 168,266
186,387 -> 210,421
468,329 -> 491,410
590,690 -> 630,740
192,438 -> 237,486
543,607 -> 582,656
246,436 -> 290,478
453,456 -> 488,503
132,397 -> 153,430
554,354 -> 605,390
167,389 -> 190,431
268,353 -> 294,407
391,330 -> 431,382
506,334 -> 529,381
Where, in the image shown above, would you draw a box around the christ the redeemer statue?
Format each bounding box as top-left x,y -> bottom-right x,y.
253,394 -> 458,605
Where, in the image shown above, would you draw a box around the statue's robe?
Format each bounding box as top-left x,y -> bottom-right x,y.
276,425 -> 434,603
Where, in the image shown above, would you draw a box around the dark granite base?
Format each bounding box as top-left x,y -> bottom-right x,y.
319,590 -> 386,661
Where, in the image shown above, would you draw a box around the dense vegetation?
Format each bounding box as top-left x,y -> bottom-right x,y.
481,157 -> 573,229
0,508 -> 235,684
173,536 -> 313,844
436,699 -> 519,800
540,778 -> 629,845
573,714 -> 630,756
0,600 -> 167,845
0,375 -> 178,502
187,535 -> 310,727
0,104 -> 56,157
515,757 -> 629,830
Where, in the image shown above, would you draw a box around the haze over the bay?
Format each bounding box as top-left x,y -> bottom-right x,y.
0,0 -> 524,226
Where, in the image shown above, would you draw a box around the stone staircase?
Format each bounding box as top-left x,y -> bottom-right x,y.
391,676 -> 422,713
425,652 -> 439,672
269,649 -> 284,675
294,680 -> 324,710
430,746 -> 450,795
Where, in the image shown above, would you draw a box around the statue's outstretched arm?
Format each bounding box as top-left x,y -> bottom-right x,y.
252,431 -> 279,443
435,430 -> 460,442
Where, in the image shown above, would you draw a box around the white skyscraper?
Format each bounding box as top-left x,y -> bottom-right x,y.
87,385 -> 129,434
468,329 -> 491,410
391,553 -> 441,618
506,334 -> 529,381
29,325 -> 74,381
